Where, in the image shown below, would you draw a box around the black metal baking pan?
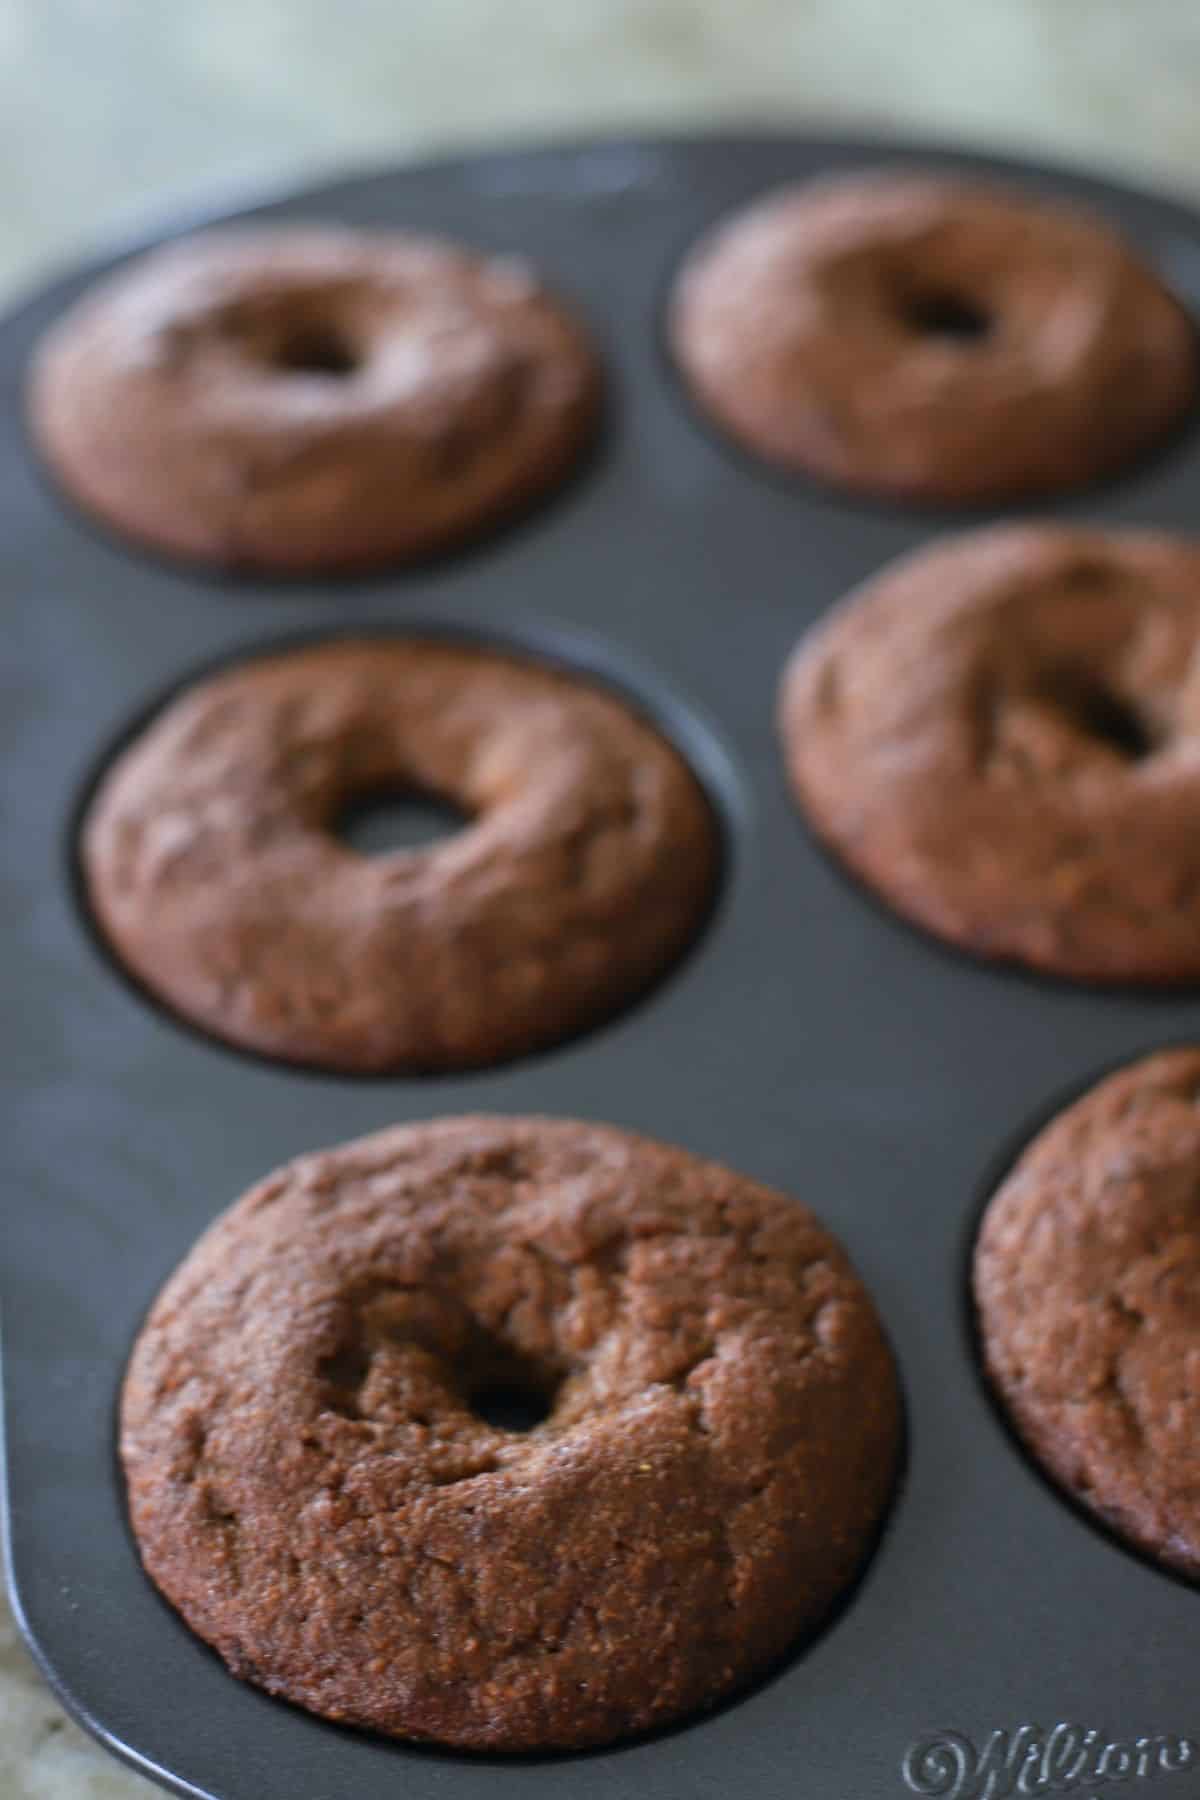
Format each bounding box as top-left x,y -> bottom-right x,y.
6,132 -> 1200,1800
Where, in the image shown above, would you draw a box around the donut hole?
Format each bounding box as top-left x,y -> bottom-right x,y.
1061,559 -> 1118,591
318,1342 -> 370,1396
461,1342 -> 561,1433
467,1377 -> 555,1433
318,1299 -> 564,1432
334,785 -> 471,857
214,297 -> 364,379
1042,670 -> 1160,760
269,323 -> 361,379
898,287 -> 992,343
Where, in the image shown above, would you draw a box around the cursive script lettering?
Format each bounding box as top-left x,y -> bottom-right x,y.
903,1726 -> 1199,1800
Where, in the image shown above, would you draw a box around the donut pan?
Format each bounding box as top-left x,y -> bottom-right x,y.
5,132 -> 1200,1800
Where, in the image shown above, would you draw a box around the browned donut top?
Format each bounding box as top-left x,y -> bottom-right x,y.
82,639 -> 718,1071
29,227 -> 600,571
120,1114 -> 901,1751
975,1048 -> 1200,1579
781,525 -> 1200,985
670,171 -> 1197,504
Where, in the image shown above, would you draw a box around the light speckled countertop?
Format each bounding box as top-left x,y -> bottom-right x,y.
4,2 -> 1200,1793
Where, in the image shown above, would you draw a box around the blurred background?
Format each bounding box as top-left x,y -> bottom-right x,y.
4,0 -> 1200,301
4,3 -> 1200,1795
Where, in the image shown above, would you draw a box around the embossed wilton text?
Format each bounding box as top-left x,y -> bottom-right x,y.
903,1724 -> 1198,1800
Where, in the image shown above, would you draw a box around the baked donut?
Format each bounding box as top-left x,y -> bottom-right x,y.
120,1114 -> 902,1750
780,525 -> 1200,985
29,226 -> 600,571
81,637 -> 718,1071
976,1047 -> 1200,1579
669,170 -> 1197,504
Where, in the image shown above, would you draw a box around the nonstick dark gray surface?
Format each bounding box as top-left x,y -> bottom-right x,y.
5,133 -> 1200,1800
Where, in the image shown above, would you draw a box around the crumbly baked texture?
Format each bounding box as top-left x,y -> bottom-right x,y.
669,170 -> 1197,504
975,1048 -> 1200,1579
119,1115 -> 902,1751
29,226 -> 600,571
780,524 -> 1200,985
81,637 -> 718,1071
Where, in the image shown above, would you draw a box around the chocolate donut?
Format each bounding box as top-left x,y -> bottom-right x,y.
780,524 -> 1200,985
669,170 -> 1196,504
120,1114 -> 902,1750
81,637 -> 719,1071
30,227 -> 600,571
976,1047 -> 1200,1579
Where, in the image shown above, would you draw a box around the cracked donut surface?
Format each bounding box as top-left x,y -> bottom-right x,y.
81,637 -> 719,1071
29,226 -> 600,571
975,1048 -> 1200,1579
119,1114 -> 901,1751
780,524 -> 1200,984
669,170 -> 1196,504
